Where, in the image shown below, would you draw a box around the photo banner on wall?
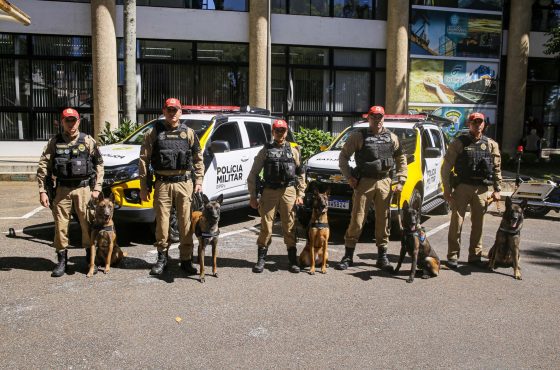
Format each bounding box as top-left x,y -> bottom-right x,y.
409,58 -> 498,105
411,0 -> 502,12
410,9 -> 502,59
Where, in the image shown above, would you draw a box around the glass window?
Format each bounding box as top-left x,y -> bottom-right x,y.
528,58 -> 560,82
333,49 -> 371,67
271,66 -> 286,114
32,112 -> 93,140
198,65 -> 248,106
331,116 -> 361,136
0,59 -> 30,107
0,34 -> 27,55
0,112 -> 29,140
292,68 -> 331,112
271,0 -> 286,13
334,0 -> 373,19
139,40 -> 193,60
430,128 -> 443,150
334,70 -> 370,112
140,63 -> 195,109
290,47 -> 329,65
197,43 -> 248,63
376,51 -> 386,68
272,45 -> 287,65
32,35 -> 92,57
288,115 -> 328,132
31,60 -> 93,109
244,121 -> 268,147
211,122 -> 242,150
374,71 -> 385,106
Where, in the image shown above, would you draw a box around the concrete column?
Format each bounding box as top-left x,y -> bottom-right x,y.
91,0 -> 118,139
124,0 -> 137,123
385,0 -> 409,114
502,0 -> 532,154
249,0 -> 269,109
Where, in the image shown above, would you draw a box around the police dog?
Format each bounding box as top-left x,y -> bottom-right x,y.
299,187 -> 330,275
87,193 -> 126,277
188,193 -> 223,283
488,197 -> 526,280
393,201 -> 440,283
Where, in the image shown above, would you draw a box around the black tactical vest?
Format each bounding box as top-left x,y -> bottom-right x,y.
52,132 -> 94,180
263,142 -> 297,188
454,134 -> 493,186
354,129 -> 395,179
151,121 -> 196,171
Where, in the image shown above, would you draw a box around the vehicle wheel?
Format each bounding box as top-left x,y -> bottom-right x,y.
409,188 -> 423,216
168,206 -> 180,243
524,205 -> 549,218
433,198 -> 450,215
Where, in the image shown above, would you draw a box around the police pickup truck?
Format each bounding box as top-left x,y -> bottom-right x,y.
304,114 -> 451,232
100,105 -> 294,239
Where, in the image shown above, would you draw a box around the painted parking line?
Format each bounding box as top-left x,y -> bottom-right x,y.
426,221 -> 450,237
148,226 -> 260,254
0,206 -> 45,220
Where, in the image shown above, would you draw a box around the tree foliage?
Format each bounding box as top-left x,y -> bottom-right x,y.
98,118 -> 138,145
292,127 -> 334,161
543,25 -> 560,56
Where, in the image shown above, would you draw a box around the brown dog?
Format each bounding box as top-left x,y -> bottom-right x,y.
87,193 -> 126,277
187,193 -> 223,283
393,201 -> 440,283
488,197 -> 526,280
299,187 -> 330,275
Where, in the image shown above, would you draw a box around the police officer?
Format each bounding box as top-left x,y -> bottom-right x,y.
335,106 -> 407,271
442,112 -> 502,269
248,119 -> 306,273
139,98 -> 204,276
37,108 -> 104,277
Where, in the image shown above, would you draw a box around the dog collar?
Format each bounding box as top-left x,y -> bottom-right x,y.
498,227 -> 520,235
310,222 -> 329,229
92,224 -> 114,232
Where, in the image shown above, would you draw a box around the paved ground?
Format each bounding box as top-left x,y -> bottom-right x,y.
1,181 -> 559,369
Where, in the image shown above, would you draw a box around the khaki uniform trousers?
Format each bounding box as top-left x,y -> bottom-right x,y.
344,177 -> 392,249
52,185 -> 92,251
447,183 -> 489,262
257,186 -> 297,249
153,180 -> 194,260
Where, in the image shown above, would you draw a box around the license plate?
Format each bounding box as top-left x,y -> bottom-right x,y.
328,198 -> 350,210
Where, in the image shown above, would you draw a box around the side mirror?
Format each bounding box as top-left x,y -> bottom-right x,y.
210,140 -> 230,154
424,147 -> 441,158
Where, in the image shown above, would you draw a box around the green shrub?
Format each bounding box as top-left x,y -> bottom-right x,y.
550,153 -> 560,165
521,152 -> 538,164
292,127 -> 333,161
98,118 -> 138,145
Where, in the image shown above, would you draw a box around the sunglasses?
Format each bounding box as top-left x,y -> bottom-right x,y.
472,119 -> 484,124
165,107 -> 179,113
369,114 -> 384,119
63,117 -> 78,123
274,128 -> 287,133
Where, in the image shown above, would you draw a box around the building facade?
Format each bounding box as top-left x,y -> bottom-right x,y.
0,0 -> 559,155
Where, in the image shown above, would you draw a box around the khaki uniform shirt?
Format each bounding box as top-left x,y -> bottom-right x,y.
37,131 -> 105,193
441,134 -> 502,192
138,122 -> 204,190
339,127 -> 408,183
247,142 -> 306,199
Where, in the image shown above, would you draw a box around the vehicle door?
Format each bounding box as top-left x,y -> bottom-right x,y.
427,127 -> 446,196
202,121 -> 246,201
421,128 -> 440,198
240,119 -> 271,195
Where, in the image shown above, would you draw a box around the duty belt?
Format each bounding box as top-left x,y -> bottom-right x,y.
57,178 -> 89,188
264,180 -> 295,190
362,173 -> 389,181
155,173 -> 191,183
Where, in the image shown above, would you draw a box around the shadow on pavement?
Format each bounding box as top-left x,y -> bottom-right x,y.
0,256 -> 55,272
524,246 -> 560,269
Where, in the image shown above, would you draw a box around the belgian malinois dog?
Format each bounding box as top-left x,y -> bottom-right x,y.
299,187 -> 330,275
488,197 -> 526,280
87,193 -> 126,277
393,201 -> 440,283
187,193 -> 223,283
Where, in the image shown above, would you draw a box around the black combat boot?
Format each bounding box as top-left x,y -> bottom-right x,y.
51,249 -> 67,277
375,246 -> 394,272
150,250 -> 168,275
85,248 -> 98,275
180,259 -> 198,275
335,247 -> 355,270
287,247 -> 300,273
252,247 -> 267,273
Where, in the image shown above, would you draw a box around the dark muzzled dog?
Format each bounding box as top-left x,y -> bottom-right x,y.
393,201 -> 440,283
298,187 -> 330,274
488,197 -> 526,280
188,193 -> 223,283
88,193 -> 126,277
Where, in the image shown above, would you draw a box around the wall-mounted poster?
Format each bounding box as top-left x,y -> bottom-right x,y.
412,0 -> 502,11
410,9 -> 502,58
409,58 -> 498,105
409,105 -> 497,139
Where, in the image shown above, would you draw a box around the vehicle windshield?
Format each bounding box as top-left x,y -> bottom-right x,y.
124,119 -> 212,144
332,126 -> 417,154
